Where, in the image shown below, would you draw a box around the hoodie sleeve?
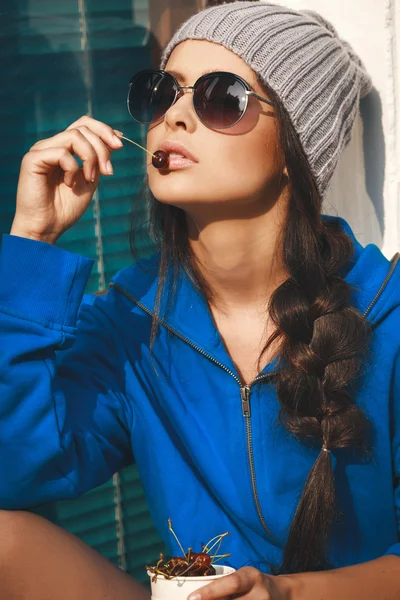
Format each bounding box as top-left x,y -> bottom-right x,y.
0,234 -> 133,509
384,347 -> 400,557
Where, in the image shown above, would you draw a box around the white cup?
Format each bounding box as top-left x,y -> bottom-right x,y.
148,564 -> 236,600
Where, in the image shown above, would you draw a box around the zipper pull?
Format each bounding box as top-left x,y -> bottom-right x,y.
240,385 -> 251,417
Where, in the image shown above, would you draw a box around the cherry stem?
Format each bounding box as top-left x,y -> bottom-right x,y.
203,532 -> 229,555
210,536 -> 224,563
168,518 -> 186,557
211,553 -> 231,565
119,135 -> 156,158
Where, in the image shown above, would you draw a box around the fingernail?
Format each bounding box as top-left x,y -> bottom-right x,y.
113,135 -> 123,147
113,130 -> 124,137
106,160 -> 113,175
187,595 -> 201,600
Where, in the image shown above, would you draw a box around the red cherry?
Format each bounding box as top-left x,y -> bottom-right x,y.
188,552 -> 211,573
152,150 -> 169,169
165,556 -> 187,575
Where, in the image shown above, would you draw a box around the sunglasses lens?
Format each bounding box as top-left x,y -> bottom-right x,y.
128,71 -> 176,123
194,75 -> 247,129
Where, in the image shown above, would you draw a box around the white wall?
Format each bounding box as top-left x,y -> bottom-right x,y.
262,0 -> 400,259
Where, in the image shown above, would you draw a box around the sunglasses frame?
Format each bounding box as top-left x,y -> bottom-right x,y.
127,68 -> 274,130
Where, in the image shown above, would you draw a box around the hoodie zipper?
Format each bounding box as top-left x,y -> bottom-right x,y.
240,381 -> 277,540
110,282 -> 277,540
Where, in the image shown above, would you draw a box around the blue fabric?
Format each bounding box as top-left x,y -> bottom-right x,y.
0,219 -> 399,573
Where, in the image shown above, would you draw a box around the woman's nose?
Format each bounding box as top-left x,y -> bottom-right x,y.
164,88 -> 197,130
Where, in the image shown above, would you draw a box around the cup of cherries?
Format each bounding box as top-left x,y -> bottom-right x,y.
147,519 -> 235,600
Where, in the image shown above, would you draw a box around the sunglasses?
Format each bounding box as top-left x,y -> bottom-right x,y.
127,69 -> 274,130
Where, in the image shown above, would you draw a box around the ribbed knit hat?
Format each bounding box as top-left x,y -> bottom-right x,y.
160,1 -> 372,198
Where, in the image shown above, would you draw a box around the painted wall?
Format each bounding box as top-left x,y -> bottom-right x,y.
262,0 -> 399,259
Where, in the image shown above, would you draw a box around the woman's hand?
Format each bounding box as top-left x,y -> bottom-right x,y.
11,115 -> 124,244
187,567 -> 293,600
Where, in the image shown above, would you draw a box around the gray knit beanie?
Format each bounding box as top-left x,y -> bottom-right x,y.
160,1 -> 372,198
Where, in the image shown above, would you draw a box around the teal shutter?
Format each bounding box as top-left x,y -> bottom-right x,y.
1,0 -> 154,290
1,0 -> 167,586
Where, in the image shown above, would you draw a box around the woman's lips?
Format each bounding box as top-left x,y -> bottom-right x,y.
163,154 -> 197,170
157,140 -> 199,170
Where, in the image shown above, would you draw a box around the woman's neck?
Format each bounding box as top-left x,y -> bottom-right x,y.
187,201 -> 288,311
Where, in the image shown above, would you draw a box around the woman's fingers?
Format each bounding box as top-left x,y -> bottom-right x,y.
67,115 -> 124,152
187,568 -> 272,600
31,116 -> 124,183
32,129 -> 98,183
25,147 -> 81,188
13,115 -> 123,244
188,571 -> 246,600
73,124 -> 120,177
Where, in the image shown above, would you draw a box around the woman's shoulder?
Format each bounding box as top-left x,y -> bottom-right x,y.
348,245 -> 400,329
328,216 -> 400,328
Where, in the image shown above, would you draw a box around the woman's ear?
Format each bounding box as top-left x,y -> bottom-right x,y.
283,165 -> 288,177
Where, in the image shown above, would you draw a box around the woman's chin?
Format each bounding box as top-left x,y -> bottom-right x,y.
149,183 -> 204,207
153,195 -> 202,209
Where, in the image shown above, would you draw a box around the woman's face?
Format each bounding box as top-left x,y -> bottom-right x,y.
147,40 -> 286,214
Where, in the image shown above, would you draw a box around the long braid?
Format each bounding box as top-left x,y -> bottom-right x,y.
266,95 -> 371,572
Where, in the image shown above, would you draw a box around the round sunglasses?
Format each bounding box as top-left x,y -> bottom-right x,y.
127,69 -> 274,130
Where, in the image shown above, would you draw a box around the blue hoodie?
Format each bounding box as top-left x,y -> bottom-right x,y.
0,217 -> 399,573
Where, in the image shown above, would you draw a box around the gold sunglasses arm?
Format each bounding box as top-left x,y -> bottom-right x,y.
246,91 -> 274,107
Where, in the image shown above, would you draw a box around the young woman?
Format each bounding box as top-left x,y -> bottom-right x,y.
1,2 -> 400,599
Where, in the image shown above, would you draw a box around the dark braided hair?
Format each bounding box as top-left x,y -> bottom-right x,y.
265,87 -> 371,573
130,83 -> 371,574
